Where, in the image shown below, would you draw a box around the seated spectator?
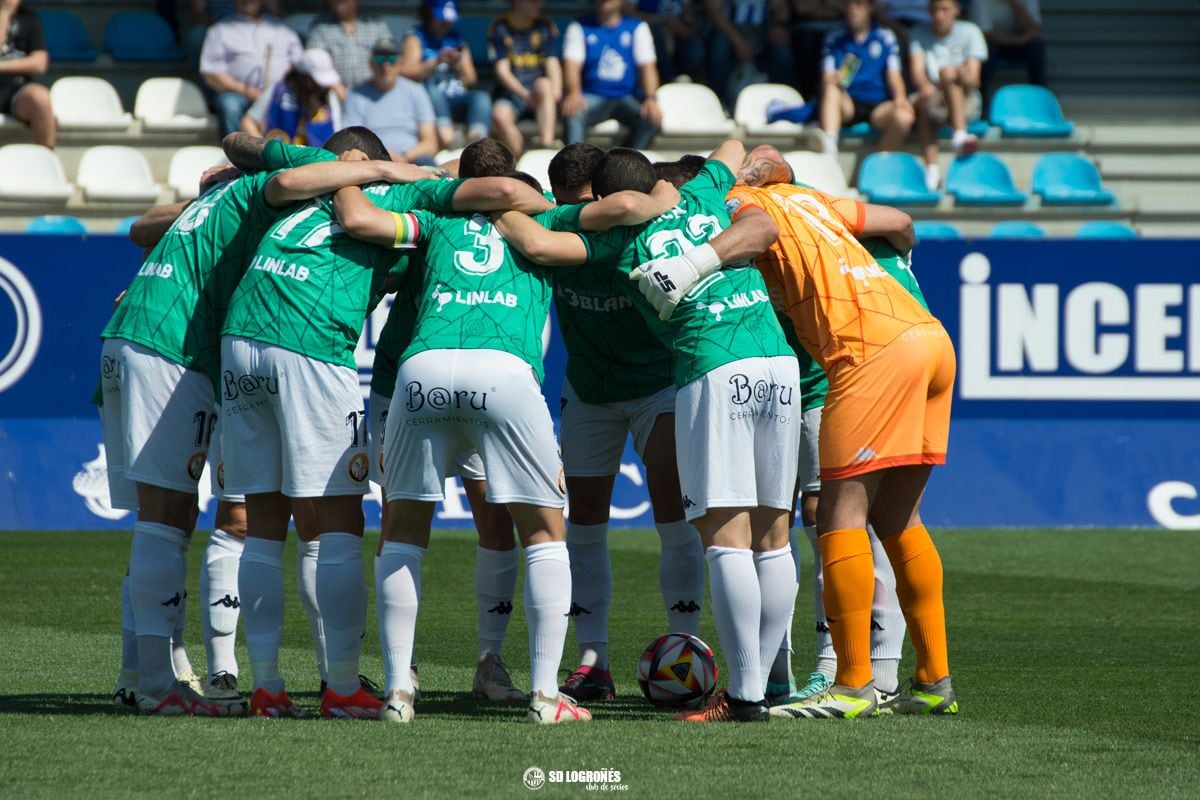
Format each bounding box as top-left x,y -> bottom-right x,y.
184,1 -> 236,68
306,0 -> 391,98
487,0 -> 562,156
702,0 -> 793,102
627,0 -> 704,84
400,0 -> 492,149
199,0 -> 302,137
342,37 -> 439,164
791,0 -> 846,100
0,0 -> 54,148
910,0 -> 987,189
561,0 -> 661,150
971,0 -> 1045,100
241,49 -> 342,146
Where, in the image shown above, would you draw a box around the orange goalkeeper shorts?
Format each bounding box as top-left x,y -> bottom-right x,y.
819,322 -> 956,481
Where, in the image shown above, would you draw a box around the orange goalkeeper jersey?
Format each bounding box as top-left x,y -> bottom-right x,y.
725,183 -> 937,370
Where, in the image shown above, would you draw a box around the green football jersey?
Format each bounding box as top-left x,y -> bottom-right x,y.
401,212 -> 554,382
371,265 -> 423,399
864,238 -> 930,312
583,161 -> 792,389
222,179 -> 461,368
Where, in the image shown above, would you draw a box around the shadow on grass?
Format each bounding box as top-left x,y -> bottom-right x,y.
0,693 -> 122,716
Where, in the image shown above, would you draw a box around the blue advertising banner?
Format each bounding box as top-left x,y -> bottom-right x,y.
0,234 -> 1197,530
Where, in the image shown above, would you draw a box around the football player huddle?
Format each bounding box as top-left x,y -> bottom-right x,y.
101,127 -> 957,725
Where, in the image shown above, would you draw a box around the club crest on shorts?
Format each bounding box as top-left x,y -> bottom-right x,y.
348,453 -> 370,483
187,452 -> 207,481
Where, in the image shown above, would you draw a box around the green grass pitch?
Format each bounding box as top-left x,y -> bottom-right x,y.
0,528 -> 1197,799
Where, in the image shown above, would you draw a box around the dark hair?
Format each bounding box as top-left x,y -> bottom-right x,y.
591,147 -> 655,197
504,169 -> 545,195
548,142 -> 605,198
284,68 -> 327,119
323,126 -> 390,161
459,138 -> 516,178
653,154 -> 705,188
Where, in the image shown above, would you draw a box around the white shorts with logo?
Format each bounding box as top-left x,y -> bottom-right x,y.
220,336 -> 369,497
369,389 -> 485,485
560,380 -> 675,477
674,355 -> 801,521
207,412 -> 246,504
798,404 -> 823,494
384,349 -> 564,507
100,338 -> 214,510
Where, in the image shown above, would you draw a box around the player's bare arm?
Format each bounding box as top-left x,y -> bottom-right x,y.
129,201 -> 190,248
450,177 -> 554,214
860,203 -> 916,253
708,140 -> 747,176
222,132 -> 271,171
491,211 -> 588,266
264,160 -> 429,207
578,180 -> 680,232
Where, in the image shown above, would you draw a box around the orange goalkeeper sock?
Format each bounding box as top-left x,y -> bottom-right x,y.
817,529 -> 875,689
882,524 -> 949,684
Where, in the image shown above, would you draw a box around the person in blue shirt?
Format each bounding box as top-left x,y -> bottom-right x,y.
561,0 -> 662,150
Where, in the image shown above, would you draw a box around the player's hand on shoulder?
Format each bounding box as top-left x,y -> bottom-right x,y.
381,161 -> 433,184
630,244 -> 721,321
198,164 -> 241,194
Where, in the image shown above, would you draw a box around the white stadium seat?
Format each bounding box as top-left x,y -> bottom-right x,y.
435,148 -> 464,166
0,144 -> 74,202
168,146 -> 228,200
590,119 -> 621,135
77,146 -> 161,203
135,78 -> 213,133
639,150 -> 665,163
734,83 -> 806,137
657,84 -> 736,137
50,77 -> 133,131
516,149 -> 556,193
781,151 -> 855,198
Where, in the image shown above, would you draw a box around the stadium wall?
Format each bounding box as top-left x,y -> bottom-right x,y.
0,235 -> 1197,530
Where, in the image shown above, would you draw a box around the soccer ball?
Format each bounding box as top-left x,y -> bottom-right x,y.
636,632 -> 718,709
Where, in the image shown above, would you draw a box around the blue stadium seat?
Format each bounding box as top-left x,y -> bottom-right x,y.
990,85 -> 1075,138
989,221 -> 1046,238
459,16 -> 492,63
1032,153 -> 1115,206
113,216 -> 140,236
841,121 -> 878,138
27,215 -> 87,234
946,153 -> 1026,206
103,12 -> 183,62
914,221 -> 962,239
857,153 -> 941,205
37,11 -> 98,62
1076,221 -> 1137,239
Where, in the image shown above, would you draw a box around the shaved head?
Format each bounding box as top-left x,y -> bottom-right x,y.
737,145 -> 794,187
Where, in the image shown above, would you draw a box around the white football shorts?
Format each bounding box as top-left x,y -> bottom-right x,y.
369,389 -> 485,485
798,404 -> 823,494
559,380 -> 675,477
207,410 -> 245,504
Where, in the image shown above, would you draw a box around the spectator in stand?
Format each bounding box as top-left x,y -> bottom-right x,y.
971,0 -> 1045,100
199,0 -> 302,137
910,0 -> 987,190
702,0 -> 793,103
241,49 -> 342,146
487,0 -> 562,156
400,0 -> 492,149
791,0 -> 846,100
561,0 -> 661,150
343,37 -> 439,164
307,0 -> 391,99
0,0 -> 53,148
627,0 -> 704,83
184,1 -> 280,69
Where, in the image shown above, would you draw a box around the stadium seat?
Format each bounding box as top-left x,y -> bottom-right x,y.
1031,153 -> 1115,206
50,77 -> 133,131
733,83 -> 806,136
914,220 -> 962,239
856,152 -> 941,205
458,17 -> 492,62
589,119 -> 622,136
0,144 -> 74,202
990,85 -> 1075,138
135,78 -> 213,133
1076,220 -> 1137,239
37,10 -> 98,62
989,221 -> 1046,238
658,84 -> 736,137
383,14 -> 419,41
77,146 -> 161,203
103,12 -> 184,61
113,216 -> 140,236
841,121 -> 877,138
168,146 -> 229,200
435,148 -> 464,166
285,13 -> 316,42
26,215 -> 86,234
516,150 -> 556,193
639,150 -> 665,163
781,151 -> 854,197
945,153 -> 1026,206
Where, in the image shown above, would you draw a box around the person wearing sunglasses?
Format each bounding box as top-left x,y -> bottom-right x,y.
342,37 -> 440,165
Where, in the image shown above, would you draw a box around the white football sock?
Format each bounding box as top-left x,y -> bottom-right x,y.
316,532 -> 368,697
754,545 -> 799,695
129,521 -> 188,696
656,520 -> 704,636
566,522 -> 609,668
475,545 -> 519,661
295,538 -> 328,683
869,526 -> 906,693
525,541 -> 571,697
171,577 -> 193,678
239,537 -> 286,694
820,130 -> 839,157
377,541 -> 424,694
199,528 -> 243,678
806,524 -> 836,677
706,546 -> 763,703
924,163 -> 942,192
769,529 -> 802,687
120,572 -> 137,676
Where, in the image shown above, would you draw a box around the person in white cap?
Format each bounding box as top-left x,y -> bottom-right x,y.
241,48 -> 344,146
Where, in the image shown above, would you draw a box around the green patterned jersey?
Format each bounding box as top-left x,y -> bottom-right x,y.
865,238 -> 929,311
401,212 -> 554,382
222,179 -> 461,368
583,161 -> 792,388
371,265 -> 423,399
543,203 -> 676,404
